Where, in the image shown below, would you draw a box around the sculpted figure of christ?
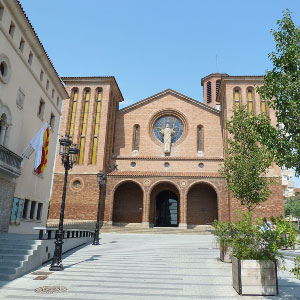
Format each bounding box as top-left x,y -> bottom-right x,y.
160,123 -> 175,154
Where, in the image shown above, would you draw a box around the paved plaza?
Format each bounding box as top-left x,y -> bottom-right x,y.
0,234 -> 299,300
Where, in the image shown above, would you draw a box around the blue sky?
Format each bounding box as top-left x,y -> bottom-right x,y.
20,0 -> 300,185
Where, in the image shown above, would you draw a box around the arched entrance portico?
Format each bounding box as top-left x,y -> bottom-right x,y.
187,182 -> 218,226
150,182 -> 180,227
112,181 -> 143,224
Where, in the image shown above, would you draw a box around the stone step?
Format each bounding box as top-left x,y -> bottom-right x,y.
0,260 -> 23,268
0,272 -> 14,281
0,249 -> 33,255
0,244 -> 37,250
0,266 -> 17,275
0,254 -> 28,262
0,239 -> 41,246
100,226 -> 213,235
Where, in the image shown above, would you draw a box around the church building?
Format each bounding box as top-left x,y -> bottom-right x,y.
48,73 -> 284,229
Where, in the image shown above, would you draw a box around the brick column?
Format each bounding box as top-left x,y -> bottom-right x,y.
142,189 -> 150,228
179,187 -> 187,229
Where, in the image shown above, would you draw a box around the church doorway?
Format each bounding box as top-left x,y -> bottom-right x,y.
155,191 -> 178,227
150,182 -> 180,227
112,181 -> 143,225
187,182 -> 218,226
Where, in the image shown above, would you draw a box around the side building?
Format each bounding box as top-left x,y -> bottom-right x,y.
48,73 -> 284,229
0,0 -> 68,233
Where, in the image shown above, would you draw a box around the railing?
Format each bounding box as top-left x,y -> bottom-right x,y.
0,144 -> 23,177
35,227 -> 94,240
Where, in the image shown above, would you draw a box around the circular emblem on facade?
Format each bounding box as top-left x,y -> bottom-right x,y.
143,179 -> 151,186
153,115 -> 184,144
180,180 -> 187,187
70,177 -> 84,192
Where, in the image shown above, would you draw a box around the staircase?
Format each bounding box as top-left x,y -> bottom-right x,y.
0,235 -> 42,281
100,225 -> 213,235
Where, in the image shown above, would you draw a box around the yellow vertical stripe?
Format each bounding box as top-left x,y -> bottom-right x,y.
248,90 -> 253,100
261,101 -> 267,113
78,137 -> 85,164
234,90 -> 240,101
91,91 -> 102,164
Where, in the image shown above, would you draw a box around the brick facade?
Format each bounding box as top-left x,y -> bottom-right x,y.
48,74 -> 285,229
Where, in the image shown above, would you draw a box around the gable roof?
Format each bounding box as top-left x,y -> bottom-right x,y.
119,89 -> 220,115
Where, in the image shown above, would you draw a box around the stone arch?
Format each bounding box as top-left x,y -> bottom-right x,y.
112,180 -> 144,225
149,180 -> 180,227
186,181 -> 218,226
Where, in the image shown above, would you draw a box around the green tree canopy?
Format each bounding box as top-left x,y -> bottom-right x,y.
256,9 -> 300,175
285,194 -> 300,217
220,106 -> 274,212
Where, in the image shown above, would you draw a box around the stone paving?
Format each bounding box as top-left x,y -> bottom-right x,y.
0,233 -> 299,300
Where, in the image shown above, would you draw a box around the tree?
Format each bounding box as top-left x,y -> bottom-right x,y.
256,9 -> 300,175
220,106 -> 274,212
285,194 -> 300,217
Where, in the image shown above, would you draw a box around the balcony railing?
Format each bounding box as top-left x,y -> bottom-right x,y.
0,144 -> 23,177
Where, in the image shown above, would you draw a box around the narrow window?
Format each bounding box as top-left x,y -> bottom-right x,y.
38,99 -> 45,118
69,88 -> 78,137
261,99 -> 267,114
36,203 -> 43,220
247,88 -> 253,113
49,113 -> 55,129
207,81 -> 212,103
29,201 -> 36,219
133,125 -> 140,151
78,89 -> 90,164
197,126 -> 204,152
9,21 -> 15,37
28,51 -> 33,65
234,88 -> 240,109
40,70 -> 44,81
0,2 -> 4,21
46,79 -> 49,90
19,38 -> 25,52
56,97 -> 60,106
51,88 -> 55,98
22,199 -> 29,218
216,79 -> 221,96
91,88 -> 102,164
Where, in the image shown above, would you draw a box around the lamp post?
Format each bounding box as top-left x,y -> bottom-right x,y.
92,172 -> 106,245
49,135 -> 79,271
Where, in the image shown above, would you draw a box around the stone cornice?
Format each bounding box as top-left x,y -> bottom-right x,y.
107,171 -> 223,178
118,89 -> 221,115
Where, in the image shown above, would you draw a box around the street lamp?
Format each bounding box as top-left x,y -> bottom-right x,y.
49,135 -> 79,271
92,172 -> 106,245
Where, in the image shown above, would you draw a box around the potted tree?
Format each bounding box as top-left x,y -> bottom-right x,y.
232,213 -> 298,296
213,220 -> 235,263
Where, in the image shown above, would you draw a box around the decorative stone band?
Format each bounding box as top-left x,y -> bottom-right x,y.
114,156 -> 224,161
107,171 -> 223,178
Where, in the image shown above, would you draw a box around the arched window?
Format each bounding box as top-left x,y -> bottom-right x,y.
207,81 -> 212,103
247,88 -> 254,113
132,124 -> 140,151
197,125 -> 204,153
216,79 -> 221,97
78,88 -> 90,164
261,98 -> 267,114
234,88 -> 240,110
69,88 -> 78,137
91,88 -> 102,164
0,113 -> 8,146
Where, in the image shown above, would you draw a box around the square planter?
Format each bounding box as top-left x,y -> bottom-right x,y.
220,244 -> 232,263
232,256 -> 278,296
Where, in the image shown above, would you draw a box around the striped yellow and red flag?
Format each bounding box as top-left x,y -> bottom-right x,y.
35,127 -> 50,174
